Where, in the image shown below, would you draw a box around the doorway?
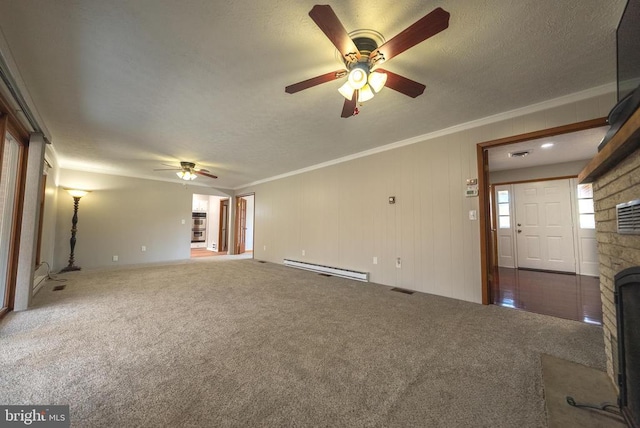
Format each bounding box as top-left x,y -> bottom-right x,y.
477,118 -> 607,322
234,194 -> 254,256
218,199 -> 229,253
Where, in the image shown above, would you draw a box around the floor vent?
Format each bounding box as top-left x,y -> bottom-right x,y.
283,259 -> 369,282
257,260 -> 267,263
390,287 -> 414,295
319,273 -> 332,277
53,285 -> 66,291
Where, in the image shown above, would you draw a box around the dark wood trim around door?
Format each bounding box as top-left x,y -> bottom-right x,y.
476,117 -> 608,305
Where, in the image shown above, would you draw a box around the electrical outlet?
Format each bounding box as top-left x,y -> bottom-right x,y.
181,219 -> 186,225
373,256 -> 378,265
302,250 -> 305,256
396,257 -> 401,268
263,245 -> 267,251
112,255 -> 119,262
141,246 -> 146,252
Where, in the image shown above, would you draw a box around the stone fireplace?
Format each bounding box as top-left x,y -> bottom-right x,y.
592,148 -> 640,384
581,108 -> 640,387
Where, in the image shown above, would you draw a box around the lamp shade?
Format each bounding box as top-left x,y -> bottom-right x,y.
358,84 -> 375,103
347,65 -> 368,90
338,81 -> 355,100
177,171 -> 197,181
65,189 -> 90,198
368,71 -> 387,93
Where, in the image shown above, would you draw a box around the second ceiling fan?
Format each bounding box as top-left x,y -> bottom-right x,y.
285,5 -> 450,118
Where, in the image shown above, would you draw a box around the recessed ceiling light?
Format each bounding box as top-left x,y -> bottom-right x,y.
541,143 -> 554,148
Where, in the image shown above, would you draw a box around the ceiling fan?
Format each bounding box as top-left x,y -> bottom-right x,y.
154,161 -> 218,181
285,5 -> 450,118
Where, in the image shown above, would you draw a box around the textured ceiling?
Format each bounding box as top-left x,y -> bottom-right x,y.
0,0 -> 627,189
488,126 -> 608,171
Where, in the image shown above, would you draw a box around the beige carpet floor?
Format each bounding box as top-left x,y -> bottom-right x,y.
0,259 -> 607,427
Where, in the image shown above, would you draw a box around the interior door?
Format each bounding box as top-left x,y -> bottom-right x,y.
514,179 -> 576,273
218,199 -> 229,252
235,197 -> 247,254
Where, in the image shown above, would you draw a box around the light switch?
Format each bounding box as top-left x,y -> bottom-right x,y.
469,210 -> 478,220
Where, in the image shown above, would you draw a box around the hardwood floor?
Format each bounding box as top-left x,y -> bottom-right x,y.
190,249 -> 253,258
491,268 -> 602,325
190,248 -> 226,258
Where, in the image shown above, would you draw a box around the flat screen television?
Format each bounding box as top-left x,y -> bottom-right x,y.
617,0 -> 640,101
598,0 -> 640,151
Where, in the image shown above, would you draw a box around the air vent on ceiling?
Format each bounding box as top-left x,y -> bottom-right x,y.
508,150 -> 531,158
617,200 -> 640,234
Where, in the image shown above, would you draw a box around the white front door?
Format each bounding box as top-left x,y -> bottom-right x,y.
514,179 -> 576,273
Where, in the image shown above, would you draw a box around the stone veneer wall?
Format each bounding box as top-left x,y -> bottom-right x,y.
593,147 -> 640,386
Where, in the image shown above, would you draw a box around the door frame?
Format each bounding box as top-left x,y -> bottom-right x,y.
477,117 -> 607,305
234,192 -> 255,257
0,116 -> 29,318
218,198 -> 229,253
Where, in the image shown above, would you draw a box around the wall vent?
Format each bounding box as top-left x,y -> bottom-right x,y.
283,259 -> 369,282
617,199 -> 640,234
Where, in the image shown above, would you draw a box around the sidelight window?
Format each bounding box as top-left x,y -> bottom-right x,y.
577,183 -> 595,229
497,190 -> 511,229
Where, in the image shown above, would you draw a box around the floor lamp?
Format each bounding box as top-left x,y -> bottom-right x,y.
59,188 -> 90,273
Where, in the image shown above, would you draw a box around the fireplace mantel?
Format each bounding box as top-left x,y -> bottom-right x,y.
579,107 -> 640,183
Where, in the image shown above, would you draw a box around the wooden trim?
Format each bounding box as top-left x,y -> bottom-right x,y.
476,117 -> 608,306
35,173 -> 47,266
7,136 -> 28,310
477,145 -> 490,305
0,115 -> 9,312
478,117 -> 607,149
579,108 -> 640,183
218,199 -> 229,253
0,94 -> 30,142
492,175 -> 578,186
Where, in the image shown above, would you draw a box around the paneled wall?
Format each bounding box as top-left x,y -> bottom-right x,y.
238,91 -> 614,304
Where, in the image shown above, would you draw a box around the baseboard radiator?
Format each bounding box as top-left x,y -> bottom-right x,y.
283,259 -> 369,282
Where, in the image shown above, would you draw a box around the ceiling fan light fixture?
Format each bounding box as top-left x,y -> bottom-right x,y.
368,71 -> 387,93
358,84 -> 375,103
177,171 -> 197,181
338,81 -> 355,100
347,64 -> 368,90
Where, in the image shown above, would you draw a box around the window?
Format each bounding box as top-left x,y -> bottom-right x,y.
497,190 -> 510,229
0,133 -> 21,311
577,183 -> 595,229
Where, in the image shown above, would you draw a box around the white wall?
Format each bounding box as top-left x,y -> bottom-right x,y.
54,169 -> 231,270
244,195 -> 254,251
35,146 -> 60,280
237,92 -> 614,304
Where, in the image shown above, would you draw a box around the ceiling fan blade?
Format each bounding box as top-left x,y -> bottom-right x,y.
285,70 -> 347,94
341,91 -> 357,118
377,69 -> 425,98
309,5 -> 361,64
153,168 -> 181,171
196,170 -> 218,179
369,7 -> 449,67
